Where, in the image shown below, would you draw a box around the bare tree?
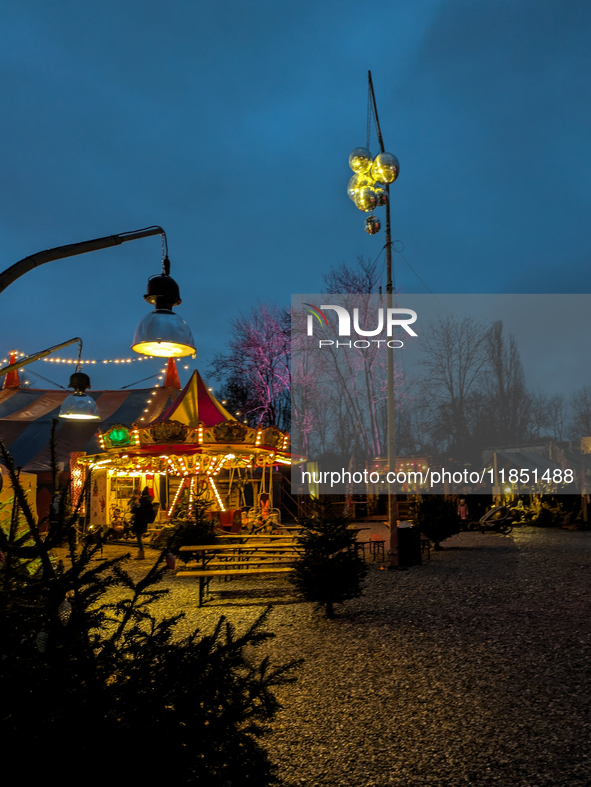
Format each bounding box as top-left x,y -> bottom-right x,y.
418,315 -> 489,455
484,321 -> 534,445
569,386 -> 591,440
318,259 -> 393,459
323,256 -> 381,295
546,393 -> 567,441
209,304 -> 291,430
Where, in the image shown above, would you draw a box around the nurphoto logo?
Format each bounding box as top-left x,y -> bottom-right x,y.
303,303 -> 418,349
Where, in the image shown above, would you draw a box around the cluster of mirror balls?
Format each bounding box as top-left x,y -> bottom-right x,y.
347,147 -> 400,234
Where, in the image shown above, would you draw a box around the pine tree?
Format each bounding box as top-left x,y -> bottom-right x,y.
170,481 -> 218,565
0,433 -> 301,785
291,496 -> 367,618
410,494 -> 460,549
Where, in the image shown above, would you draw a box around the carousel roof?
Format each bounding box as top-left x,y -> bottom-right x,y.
77,368 -> 292,472
147,370 -> 236,428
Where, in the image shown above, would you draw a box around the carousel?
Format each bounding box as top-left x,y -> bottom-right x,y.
76,366 -> 292,534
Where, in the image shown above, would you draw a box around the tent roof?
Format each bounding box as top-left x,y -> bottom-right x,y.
150,370 -> 235,428
0,385 -> 176,472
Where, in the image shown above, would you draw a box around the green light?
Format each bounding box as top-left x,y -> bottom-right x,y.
108,427 -> 131,445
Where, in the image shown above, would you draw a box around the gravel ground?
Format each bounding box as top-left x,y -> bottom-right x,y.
65,526 -> 591,786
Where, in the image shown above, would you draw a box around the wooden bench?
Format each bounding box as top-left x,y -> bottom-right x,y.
177,567 -> 295,577
176,566 -> 295,605
181,558 -> 297,570
215,534 -> 299,540
177,543 -> 302,605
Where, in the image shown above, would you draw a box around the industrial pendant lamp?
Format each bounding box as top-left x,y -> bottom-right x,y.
131,239 -> 195,358
59,367 -> 100,421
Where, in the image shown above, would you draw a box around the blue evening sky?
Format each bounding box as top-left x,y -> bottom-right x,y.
0,0 -> 589,390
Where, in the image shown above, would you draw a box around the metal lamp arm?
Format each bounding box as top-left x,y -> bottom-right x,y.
0,225 -> 166,296
0,337 -> 83,378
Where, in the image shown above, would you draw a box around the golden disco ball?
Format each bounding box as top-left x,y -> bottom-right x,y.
371,152 -> 400,184
348,147 -> 373,174
375,188 -> 388,207
347,173 -> 373,201
365,215 -> 381,234
354,187 -> 378,212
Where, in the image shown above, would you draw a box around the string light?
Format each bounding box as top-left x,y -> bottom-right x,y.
212,454 -> 234,475
1,351 -> 26,363
167,478 -> 186,518
188,476 -> 196,515
209,477 -> 225,511
41,354 -> 154,365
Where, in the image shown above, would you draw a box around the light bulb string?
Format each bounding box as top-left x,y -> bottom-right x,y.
42,356 -> 157,365
0,350 -> 26,364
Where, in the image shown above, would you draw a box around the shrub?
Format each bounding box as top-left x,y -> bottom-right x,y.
291,496 -> 367,618
410,495 -> 461,549
170,482 -> 217,559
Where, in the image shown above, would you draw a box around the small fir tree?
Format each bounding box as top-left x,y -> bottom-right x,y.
171,481 -> 217,559
410,494 -> 460,549
291,496 -> 367,618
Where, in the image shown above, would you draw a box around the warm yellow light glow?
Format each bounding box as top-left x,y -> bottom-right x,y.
59,412 -> 99,420
348,147 -> 373,174
371,152 -> 400,184
209,477 -> 225,511
132,340 -> 195,358
347,172 -> 373,201
354,187 -> 378,212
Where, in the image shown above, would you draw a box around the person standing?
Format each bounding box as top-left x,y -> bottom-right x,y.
131,487 -> 156,560
457,498 -> 469,528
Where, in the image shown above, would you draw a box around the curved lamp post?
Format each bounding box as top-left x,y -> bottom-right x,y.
0,226 -> 196,419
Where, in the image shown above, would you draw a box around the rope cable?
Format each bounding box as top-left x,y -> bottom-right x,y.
366,82 -> 372,151
120,373 -> 161,390
394,247 -> 449,312
23,369 -> 67,389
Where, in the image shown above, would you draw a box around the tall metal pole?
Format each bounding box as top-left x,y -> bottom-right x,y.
368,71 -> 398,566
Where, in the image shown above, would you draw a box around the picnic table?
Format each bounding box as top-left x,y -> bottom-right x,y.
177,539 -> 303,606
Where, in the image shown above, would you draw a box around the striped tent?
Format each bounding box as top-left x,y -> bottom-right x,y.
0,385 -> 177,472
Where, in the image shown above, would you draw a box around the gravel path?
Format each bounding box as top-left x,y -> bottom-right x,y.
71,526 -> 591,786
